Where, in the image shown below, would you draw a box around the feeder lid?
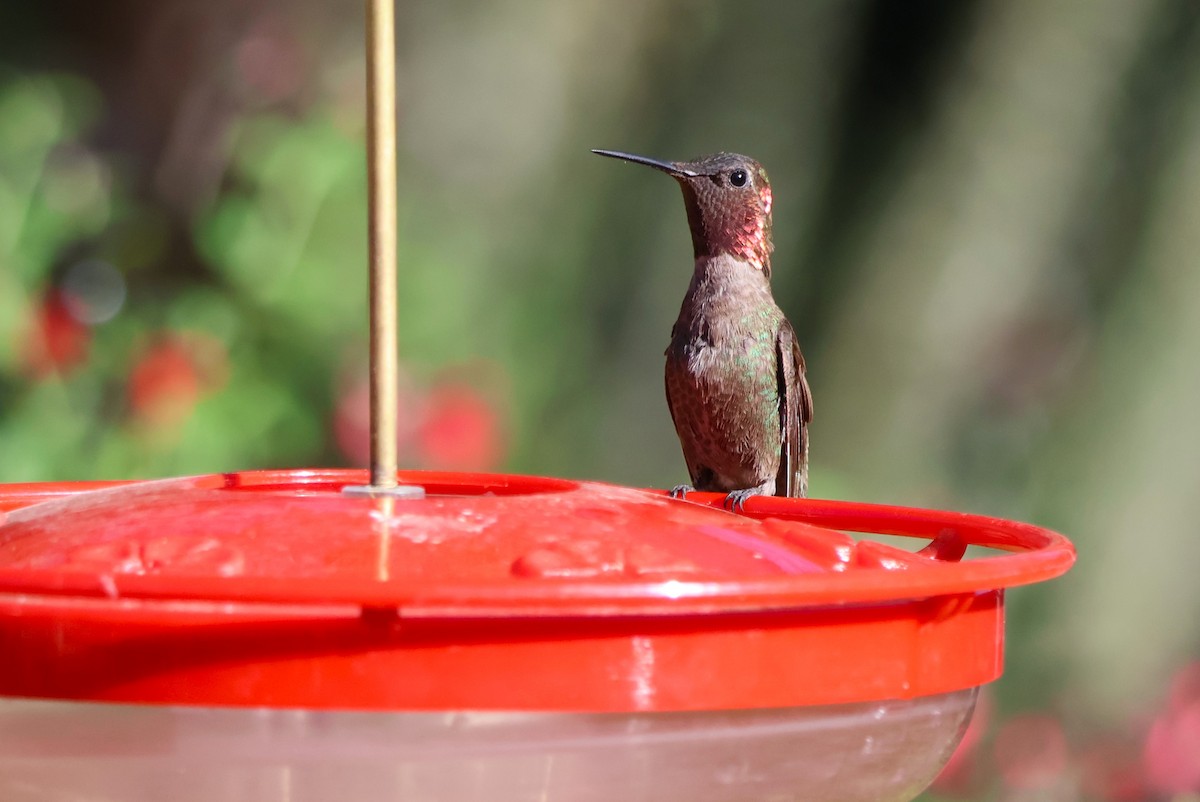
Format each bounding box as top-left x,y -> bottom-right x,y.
0,470 -> 1074,710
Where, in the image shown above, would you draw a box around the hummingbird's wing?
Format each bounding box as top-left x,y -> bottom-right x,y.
664,353 -> 706,488
775,321 -> 812,498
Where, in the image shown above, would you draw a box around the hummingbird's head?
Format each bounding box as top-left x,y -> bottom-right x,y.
592,149 -> 774,275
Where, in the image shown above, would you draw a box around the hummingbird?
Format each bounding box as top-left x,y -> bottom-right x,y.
593,149 -> 812,508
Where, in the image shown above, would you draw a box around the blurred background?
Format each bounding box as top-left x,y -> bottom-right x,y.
1,0 -> 1198,797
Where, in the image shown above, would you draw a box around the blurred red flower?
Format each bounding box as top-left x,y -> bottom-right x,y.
334,362 -> 507,473
993,712 -> 1070,791
128,334 -> 227,428
416,380 -> 505,472
21,290 -> 90,377
1080,733 -> 1147,802
1144,661 -> 1200,794
332,369 -> 419,468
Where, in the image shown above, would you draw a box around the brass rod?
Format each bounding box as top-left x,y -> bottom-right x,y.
366,0 -> 398,489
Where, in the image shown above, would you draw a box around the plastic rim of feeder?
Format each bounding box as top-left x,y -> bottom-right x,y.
0,469 -> 1074,711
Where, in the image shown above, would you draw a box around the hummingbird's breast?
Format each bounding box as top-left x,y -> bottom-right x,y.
665,255 -> 784,491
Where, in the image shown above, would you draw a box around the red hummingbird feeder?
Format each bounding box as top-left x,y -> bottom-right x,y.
0,2 -> 1074,801
0,470 -> 1072,801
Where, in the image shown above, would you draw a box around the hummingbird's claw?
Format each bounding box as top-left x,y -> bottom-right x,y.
723,490 -> 749,512
723,484 -> 771,512
668,484 -> 694,500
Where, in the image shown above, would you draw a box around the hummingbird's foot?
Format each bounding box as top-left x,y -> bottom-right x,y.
668,484 -> 694,500
723,482 -> 773,512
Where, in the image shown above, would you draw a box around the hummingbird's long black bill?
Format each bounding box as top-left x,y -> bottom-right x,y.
591,149 -> 697,177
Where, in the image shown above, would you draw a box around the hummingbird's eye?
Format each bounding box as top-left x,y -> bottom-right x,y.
729,169 -> 749,187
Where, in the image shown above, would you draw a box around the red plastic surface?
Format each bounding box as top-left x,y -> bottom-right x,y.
0,470 -> 1074,712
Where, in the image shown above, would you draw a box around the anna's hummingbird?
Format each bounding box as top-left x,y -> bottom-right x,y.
593,149 -> 812,507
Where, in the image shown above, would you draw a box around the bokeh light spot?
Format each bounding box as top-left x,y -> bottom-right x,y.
62,259 -> 125,325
